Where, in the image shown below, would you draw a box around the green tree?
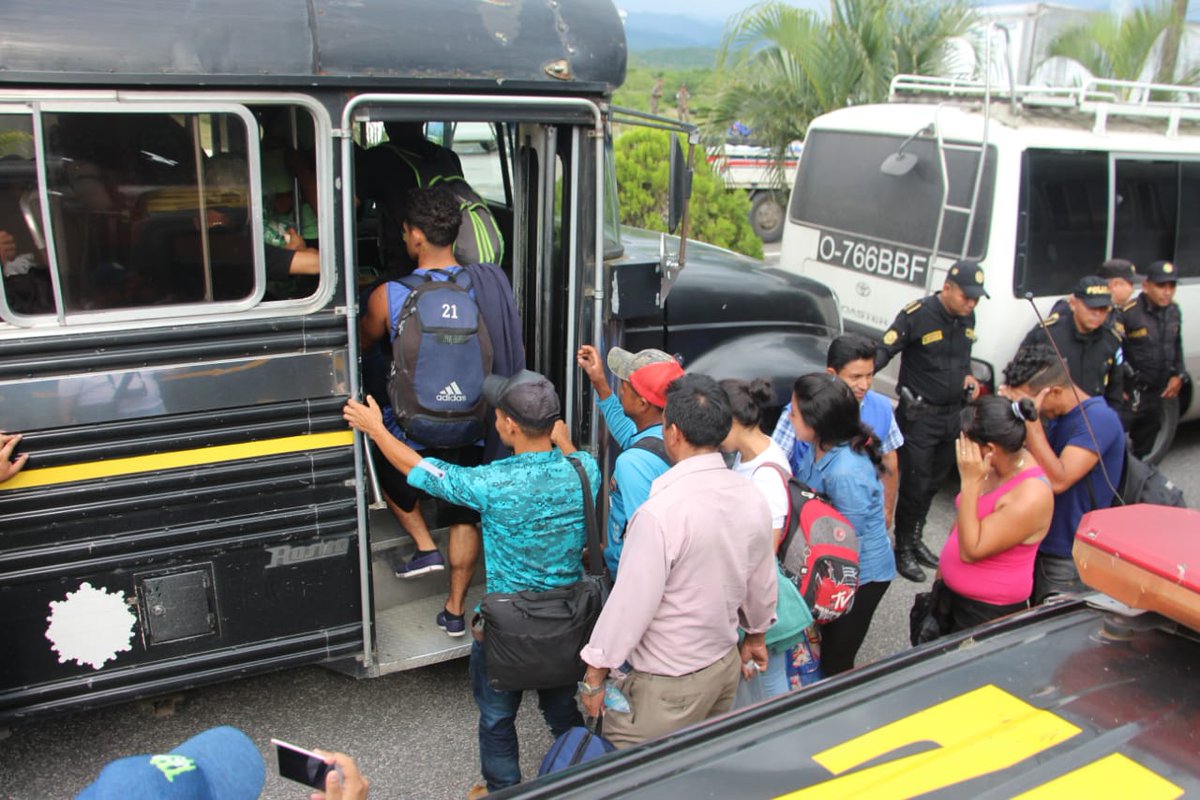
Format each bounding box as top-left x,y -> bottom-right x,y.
707,0 -> 973,173
1045,1 -> 1176,89
615,127 -> 763,259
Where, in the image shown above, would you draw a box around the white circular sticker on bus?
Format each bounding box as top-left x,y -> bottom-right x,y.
45,582 -> 136,670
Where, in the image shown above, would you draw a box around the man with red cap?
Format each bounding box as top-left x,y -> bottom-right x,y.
577,344 -> 685,575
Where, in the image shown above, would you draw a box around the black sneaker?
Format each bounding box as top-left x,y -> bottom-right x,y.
436,608 -> 466,637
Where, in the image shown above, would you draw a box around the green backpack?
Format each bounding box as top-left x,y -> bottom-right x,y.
385,144 -> 505,267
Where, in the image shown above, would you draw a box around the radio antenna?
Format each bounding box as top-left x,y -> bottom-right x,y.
1022,293 -> 1125,505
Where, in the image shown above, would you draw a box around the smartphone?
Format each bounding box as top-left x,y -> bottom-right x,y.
271,738 -> 332,789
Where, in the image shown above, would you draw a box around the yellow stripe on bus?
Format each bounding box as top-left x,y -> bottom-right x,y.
0,430 -> 355,492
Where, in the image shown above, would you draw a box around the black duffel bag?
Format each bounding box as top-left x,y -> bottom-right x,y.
480,454 -> 610,691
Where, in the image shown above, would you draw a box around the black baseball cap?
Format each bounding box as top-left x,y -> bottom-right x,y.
1145,260 -> 1179,284
483,370 -> 560,428
1072,275 -> 1113,308
946,260 -> 989,299
1097,258 -> 1138,283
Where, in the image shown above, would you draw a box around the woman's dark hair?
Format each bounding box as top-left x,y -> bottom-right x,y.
663,374 -> 732,448
960,395 -> 1037,453
791,373 -> 883,474
719,378 -> 774,428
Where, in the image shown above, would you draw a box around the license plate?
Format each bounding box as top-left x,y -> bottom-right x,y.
815,231 -> 930,287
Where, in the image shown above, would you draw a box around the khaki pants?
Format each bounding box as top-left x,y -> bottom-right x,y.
603,647 -> 741,749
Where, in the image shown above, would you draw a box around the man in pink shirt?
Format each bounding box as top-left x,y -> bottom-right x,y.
579,374 -> 778,748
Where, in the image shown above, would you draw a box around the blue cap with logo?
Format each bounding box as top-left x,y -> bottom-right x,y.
76,726 -> 265,800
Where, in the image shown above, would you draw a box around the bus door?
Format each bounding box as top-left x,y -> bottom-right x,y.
0,93 -> 361,724
338,95 -> 604,676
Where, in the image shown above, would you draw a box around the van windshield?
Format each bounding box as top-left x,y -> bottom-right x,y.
789,129 -> 995,260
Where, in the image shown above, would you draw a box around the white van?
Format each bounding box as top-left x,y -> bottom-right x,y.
781,75 -> 1200,458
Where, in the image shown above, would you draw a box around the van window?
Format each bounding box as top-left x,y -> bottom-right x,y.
0,104 -> 323,322
789,130 -> 995,260
1176,162 -> 1200,276
1016,150 -> 1108,297
1018,151 -> 1197,297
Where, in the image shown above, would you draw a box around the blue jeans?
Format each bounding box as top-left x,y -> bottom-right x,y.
468,640 -> 582,790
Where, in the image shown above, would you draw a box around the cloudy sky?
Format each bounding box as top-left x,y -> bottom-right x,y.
617,0 -> 1159,22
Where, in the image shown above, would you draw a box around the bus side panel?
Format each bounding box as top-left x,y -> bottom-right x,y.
0,312 -> 363,723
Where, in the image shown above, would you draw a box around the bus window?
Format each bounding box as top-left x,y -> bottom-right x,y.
448,123 -> 507,204
0,105 -> 327,322
1016,150 -> 1108,297
0,114 -> 52,315
789,130 -> 995,261
35,110 -> 256,312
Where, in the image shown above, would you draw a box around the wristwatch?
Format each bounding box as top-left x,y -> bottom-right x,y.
577,680 -> 604,697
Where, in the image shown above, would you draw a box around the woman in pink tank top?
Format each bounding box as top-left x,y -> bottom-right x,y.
938,396 -> 1054,632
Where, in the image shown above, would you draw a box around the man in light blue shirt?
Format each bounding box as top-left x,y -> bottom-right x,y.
773,334 -> 903,528
577,344 -> 684,575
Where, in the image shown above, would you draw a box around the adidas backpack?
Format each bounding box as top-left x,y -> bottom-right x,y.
385,144 -> 505,267
759,463 -> 860,624
388,271 -> 494,448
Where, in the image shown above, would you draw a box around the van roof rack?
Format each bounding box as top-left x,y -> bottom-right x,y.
889,74 -> 1200,136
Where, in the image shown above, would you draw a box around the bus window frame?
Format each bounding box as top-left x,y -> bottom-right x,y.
0,93 -> 337,331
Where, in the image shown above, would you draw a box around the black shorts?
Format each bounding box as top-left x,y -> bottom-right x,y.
371,442 -> 483,526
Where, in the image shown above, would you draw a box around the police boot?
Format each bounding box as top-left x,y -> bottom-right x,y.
912,521 -> 939,569
893,521 -> 926,583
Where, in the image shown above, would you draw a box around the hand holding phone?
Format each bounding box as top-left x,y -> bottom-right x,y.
272,738 -> 333,789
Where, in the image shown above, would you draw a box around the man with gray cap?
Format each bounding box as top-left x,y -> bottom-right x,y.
577,344 -> 685,575
344,371 -> 600,794
876,259 -> 987,582
1020,275 -> 1124,413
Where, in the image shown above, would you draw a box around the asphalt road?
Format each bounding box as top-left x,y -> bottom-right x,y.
5,424 -> 1200,800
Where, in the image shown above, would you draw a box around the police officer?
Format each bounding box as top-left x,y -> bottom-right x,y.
1120,260 -> 1185,458
876,260 -> 986,582
1020,275 -> 1124,414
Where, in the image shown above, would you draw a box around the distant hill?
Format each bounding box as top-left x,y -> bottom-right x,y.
624,12 -> 726,52
629,47 -> 719,71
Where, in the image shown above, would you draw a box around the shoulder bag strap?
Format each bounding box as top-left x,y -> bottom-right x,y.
567,454 -> 603,577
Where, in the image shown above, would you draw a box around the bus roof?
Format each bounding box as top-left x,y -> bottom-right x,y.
0,0 -> 627,94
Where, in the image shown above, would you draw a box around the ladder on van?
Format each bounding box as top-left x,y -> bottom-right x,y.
922,25 -> 1015,290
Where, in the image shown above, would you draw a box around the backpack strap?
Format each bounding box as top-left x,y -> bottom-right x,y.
381,143 -> 425,187
754,461 -> 795,550
566,454 -> 605,578
629,435 -> 669,465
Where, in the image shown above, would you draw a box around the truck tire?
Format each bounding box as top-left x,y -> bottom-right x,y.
749,192 -> 785,243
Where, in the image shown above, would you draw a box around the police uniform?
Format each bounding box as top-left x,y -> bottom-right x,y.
1121,266 -> 1185,458
876,273 -> 980,581
1020,302 -> 1124,413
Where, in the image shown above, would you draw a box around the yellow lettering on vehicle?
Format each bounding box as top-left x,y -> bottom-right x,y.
921,330 -> 943,345
778,685 -> 1080,800
1012,753 -> 1182,800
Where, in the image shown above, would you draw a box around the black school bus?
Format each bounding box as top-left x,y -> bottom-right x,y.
0,0 -> 841,724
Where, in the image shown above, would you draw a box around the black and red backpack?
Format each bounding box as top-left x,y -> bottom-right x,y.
758,463 -> 860,624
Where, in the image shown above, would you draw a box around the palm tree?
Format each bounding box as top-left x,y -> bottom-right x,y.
1044,2 -> 1176,89
707,0 -> 973,175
